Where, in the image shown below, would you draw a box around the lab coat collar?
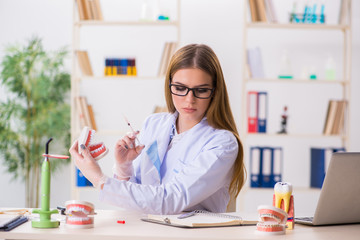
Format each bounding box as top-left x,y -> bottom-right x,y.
146,113 -> 177,184
142,111 -> 209,185
171,111 -> 208,134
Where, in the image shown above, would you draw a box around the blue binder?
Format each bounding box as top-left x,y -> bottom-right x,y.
250,146 -> 283,188
76,167 -> 93,187
250,147 -> 261,187
0,216 -> 28,231
310,147 -> 345,188
257,92 -> 268,133
261,147 -> 272,188
271,147 -> 283,186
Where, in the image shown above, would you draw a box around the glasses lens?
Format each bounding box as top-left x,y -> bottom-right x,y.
194,88 -> 213,99
170,84 -> 213,99
170,85 -> 188,96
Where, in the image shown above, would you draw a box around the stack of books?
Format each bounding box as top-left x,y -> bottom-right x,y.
338,0 -> 351,25
158,42 -> 177,77
104,58 -> 137,76
323,100 -> 347,135
75,96 -> 97,131
76,51 -> 93,76
248,0 -> 277,23
76,0 -> 103,21
247,47 -> 264,78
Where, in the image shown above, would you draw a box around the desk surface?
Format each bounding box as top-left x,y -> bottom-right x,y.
1,210 -> 360,240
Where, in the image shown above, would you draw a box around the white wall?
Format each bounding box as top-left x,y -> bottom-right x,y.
0,0 -> 73,208
0,0 -> 359,215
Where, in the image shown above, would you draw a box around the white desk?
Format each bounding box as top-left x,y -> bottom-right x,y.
1,210 -> 360,240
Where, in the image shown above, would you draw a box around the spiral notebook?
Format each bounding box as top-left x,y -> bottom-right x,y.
142,210 -> 257,228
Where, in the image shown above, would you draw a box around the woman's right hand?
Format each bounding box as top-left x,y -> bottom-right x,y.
113,131 -> 145,179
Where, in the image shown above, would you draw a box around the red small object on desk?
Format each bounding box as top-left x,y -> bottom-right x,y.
117,220 -> 125,224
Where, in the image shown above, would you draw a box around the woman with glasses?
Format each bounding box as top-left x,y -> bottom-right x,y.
69,44 -> 246,214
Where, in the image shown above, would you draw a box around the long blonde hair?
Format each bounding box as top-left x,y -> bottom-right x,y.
164,44 -> 246,198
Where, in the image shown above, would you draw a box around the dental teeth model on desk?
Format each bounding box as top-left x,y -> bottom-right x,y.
256,205 -> 288,235
65,200 -> 95,228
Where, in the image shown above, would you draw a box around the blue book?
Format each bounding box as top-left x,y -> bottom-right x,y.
120,59 -> 128,75
114,59 -> 120,75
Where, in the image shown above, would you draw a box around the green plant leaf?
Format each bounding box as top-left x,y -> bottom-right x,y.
0,36 -> 71,207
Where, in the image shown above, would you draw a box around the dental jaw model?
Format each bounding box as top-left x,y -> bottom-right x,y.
256,182 -> 295,235
65,200 -> 95,228
78,126 -> 108,160
256,205 -> 288,235
273,182 -> 295,229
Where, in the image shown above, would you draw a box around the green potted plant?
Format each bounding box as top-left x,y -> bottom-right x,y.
0,37 -> 71,208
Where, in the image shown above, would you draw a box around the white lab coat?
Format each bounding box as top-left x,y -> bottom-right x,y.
100,112 -> 238,214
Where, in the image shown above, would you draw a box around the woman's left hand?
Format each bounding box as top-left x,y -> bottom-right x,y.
113,131 -> 145,180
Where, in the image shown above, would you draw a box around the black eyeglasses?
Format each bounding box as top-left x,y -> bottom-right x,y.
169,84 -> 214,99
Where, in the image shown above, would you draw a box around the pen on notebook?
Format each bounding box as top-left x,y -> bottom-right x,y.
123,114 -> 141,145
177,211 -> 196,219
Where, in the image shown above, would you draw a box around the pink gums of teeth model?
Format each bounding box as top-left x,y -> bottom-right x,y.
256,205 -> 288,235
65,200 -> 95,228
78,126 -> 108,160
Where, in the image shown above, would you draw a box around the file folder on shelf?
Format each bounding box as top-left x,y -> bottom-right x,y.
247,91 -> 258,133
261,148 -> 272,187
257,92 -> 267,133
250,146 -> 283,188
250,147 -> 261,187
247,91 -> 268,133
310,147 -> 345,188
272,147 -> 283,186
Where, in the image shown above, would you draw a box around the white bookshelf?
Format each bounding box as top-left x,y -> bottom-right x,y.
246,78 -> 350,85
238,0 -> 352,212
70,0 -> 181,200
75,20 -> 180,26
246,22 -> 349,30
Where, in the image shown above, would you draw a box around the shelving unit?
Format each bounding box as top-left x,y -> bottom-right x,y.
70,0 -> 181,200
246,78 -> 349,84
238,1 -> 352,212
246,22 -> 350,30
75,20 -> 180,26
